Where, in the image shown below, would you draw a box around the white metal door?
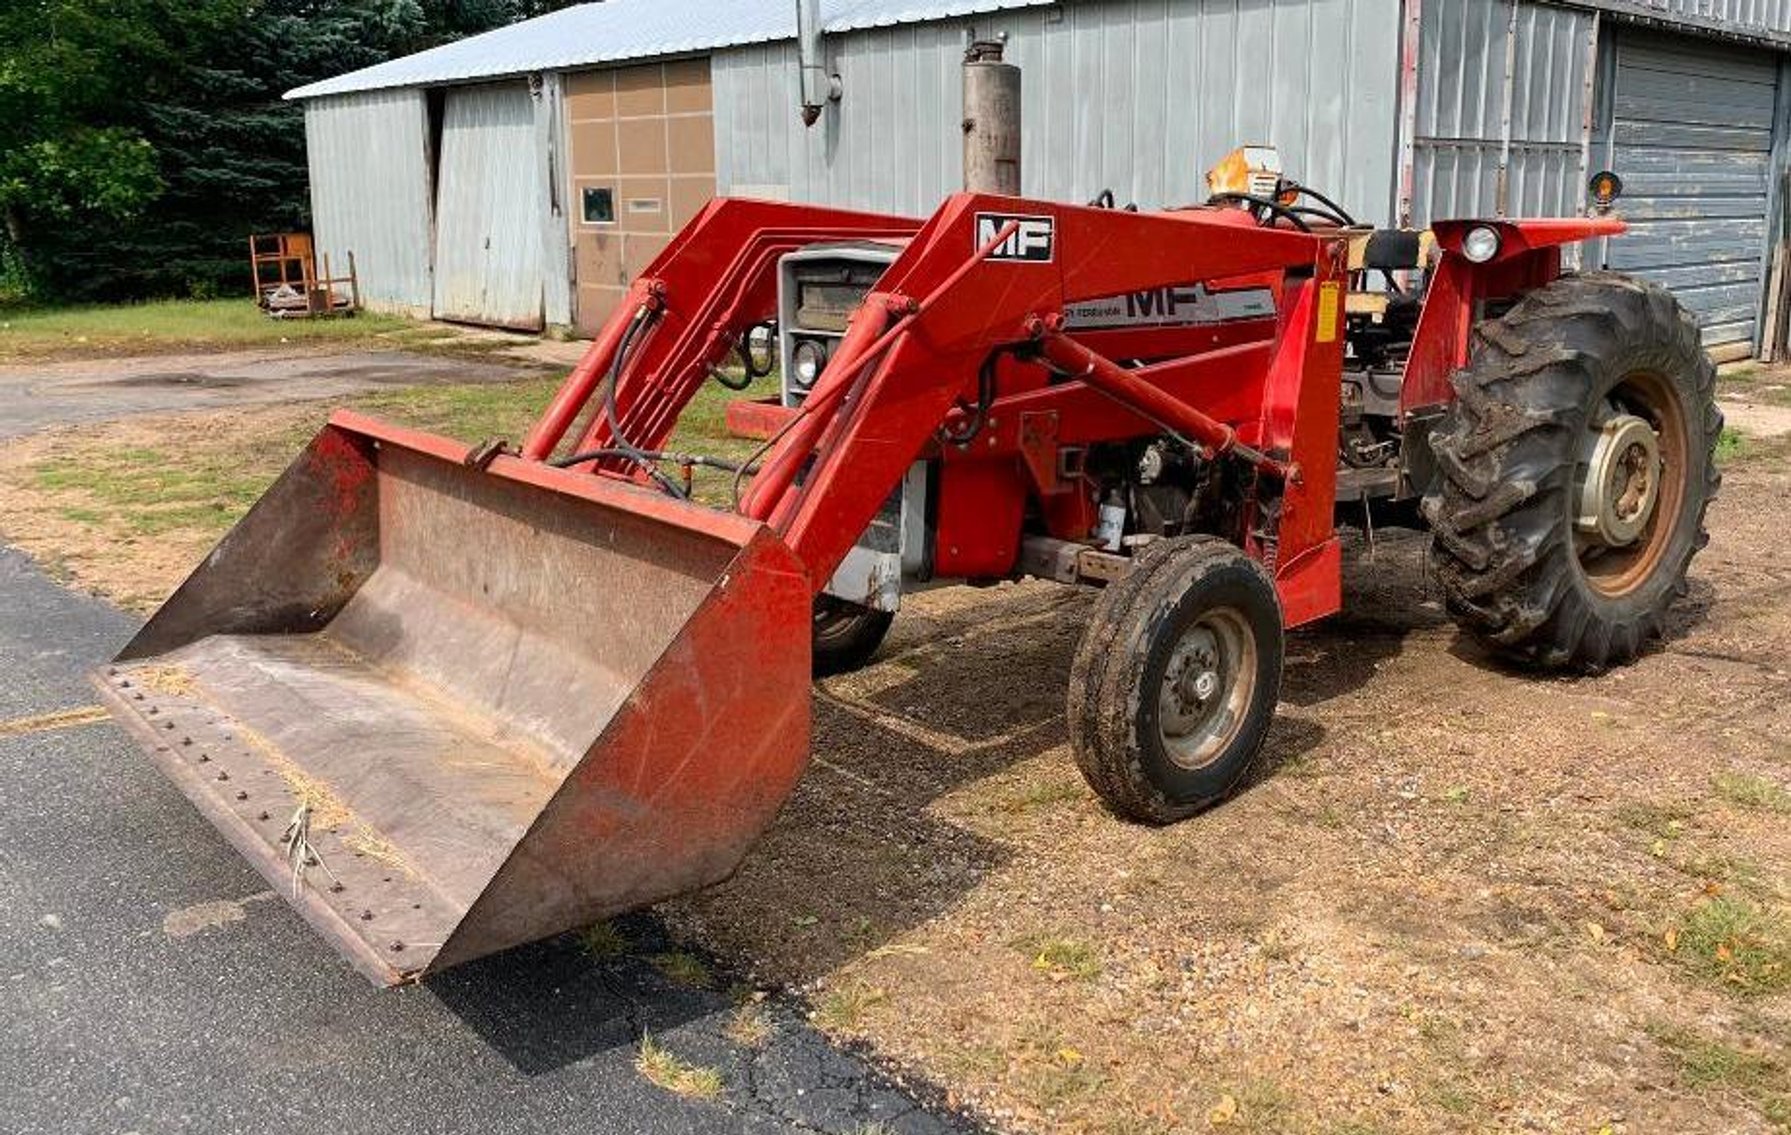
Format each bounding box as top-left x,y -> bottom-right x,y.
432,83 -> 546,330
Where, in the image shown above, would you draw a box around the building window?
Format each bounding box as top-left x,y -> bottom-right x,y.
582,186 -> 616,225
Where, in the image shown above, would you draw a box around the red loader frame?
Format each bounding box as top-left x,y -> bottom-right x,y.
522,194 -> 1624,631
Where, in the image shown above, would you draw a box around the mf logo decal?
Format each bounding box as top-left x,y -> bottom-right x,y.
975,212 -> 1055,262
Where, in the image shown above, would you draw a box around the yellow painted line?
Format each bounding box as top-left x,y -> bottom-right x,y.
0,705 -> 112,738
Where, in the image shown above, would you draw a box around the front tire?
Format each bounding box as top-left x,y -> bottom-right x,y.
1069,537 -> 1284,824
812,595 -> 894,678
1422,272 -> 1720,669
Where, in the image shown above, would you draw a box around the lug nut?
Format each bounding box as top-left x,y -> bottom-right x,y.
216,771 -> 229,781
235,791 -> 248,801
361,910 -> 375,921
389,941 -> 405,952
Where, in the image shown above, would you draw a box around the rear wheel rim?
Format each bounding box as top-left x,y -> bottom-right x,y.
1157,607 -> 1256,770
1574,369 -> 1690,599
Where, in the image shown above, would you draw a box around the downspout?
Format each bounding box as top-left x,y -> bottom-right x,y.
797,0 -> 841,127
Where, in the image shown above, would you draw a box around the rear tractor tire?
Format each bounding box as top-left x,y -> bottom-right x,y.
1069,537 -> 1285,824
812,595 -> 894,678
1423,272 -> 1720,669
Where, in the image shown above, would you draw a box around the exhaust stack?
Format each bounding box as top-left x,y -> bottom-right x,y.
962,37 -> 1021,194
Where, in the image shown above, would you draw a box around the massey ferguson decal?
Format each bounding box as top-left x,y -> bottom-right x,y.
1065,282 -> 1276,329
975,212 -> 1055,262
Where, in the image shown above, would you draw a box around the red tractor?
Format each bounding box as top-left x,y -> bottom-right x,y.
96,150 -> 1718,983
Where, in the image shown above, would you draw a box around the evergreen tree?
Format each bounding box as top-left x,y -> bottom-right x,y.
2,0 -> 577,302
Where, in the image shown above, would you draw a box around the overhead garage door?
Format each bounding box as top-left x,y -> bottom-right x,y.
1605,34 -> 1779,357
433,83 -> 546,330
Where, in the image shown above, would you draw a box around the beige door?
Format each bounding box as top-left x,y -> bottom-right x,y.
565,59 -> 716,335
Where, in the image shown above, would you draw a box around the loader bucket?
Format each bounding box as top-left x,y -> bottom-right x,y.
92,410 -> 812,985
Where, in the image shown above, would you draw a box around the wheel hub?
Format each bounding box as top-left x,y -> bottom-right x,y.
1157,612 -> 1256,771
1576,412 -> 1662,548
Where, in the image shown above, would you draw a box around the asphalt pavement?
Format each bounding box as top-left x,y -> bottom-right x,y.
0,541 -> 970,1131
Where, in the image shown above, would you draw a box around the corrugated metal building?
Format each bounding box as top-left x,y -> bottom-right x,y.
289,0 -> 1791,358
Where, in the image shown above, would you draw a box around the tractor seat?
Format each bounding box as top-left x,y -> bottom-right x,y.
1361,229 -> 1424,271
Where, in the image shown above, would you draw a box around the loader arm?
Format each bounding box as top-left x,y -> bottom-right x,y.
545,193 -> 1351,600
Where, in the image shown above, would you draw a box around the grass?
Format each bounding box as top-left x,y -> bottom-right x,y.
649,950 -> 714,989
1717,426 -> 1747,463
635,1034 -> 724,1099
1713,772 -> 1791,814
577,920 -> 632,959
1672,895 -> 1791,994
811,982 -> 887,1031
0,298 -> 414,360
8,367 -> 774,577
1013,931 -> 1104,982
1653,1025 -> 1790,1129
725,1001 -> 773,1048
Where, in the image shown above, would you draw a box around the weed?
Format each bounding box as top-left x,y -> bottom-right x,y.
1614,800 -> 1693,835
635,1034 -> 724,1099
577,920 -> 631,959
1673,895 -> 1791,994
1713,771 -> 1791,814
1013,931 -> 1103,981
1716,427 -> 1747,463
649,950 -> 713,989
725,1000 -> 773,1048
1653,1025 -> 1790,1127
811,982 -> 887,1031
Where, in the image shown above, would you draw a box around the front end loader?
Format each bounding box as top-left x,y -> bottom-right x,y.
96,152 -> 1718,983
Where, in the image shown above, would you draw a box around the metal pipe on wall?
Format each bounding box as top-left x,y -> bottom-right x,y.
962,37 -> 1021,194
797,0 -> 840,126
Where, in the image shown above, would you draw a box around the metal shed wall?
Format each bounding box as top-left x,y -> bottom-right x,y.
1406,0 -> 1598,225
303,90 -> 436,314
715,0 -> 1402,222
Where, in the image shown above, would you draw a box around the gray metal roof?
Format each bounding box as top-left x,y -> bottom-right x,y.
286,0 -> 1052,100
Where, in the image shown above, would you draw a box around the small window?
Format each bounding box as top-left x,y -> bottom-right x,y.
582,186 -> 615,225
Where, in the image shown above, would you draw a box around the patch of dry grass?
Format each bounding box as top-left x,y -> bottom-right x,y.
725,1000 -> 773,1048
634,1035 -> 723,1100
811,982 -> 887,1032
1714,771 -> 1791,814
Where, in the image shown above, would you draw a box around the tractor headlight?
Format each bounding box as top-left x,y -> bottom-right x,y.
790,338 -> 828,390
1461,225 -> 1502,263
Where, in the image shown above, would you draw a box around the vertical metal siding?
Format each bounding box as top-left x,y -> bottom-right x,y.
433,82 -> 548,329
303,90 -> 435,314
1605,33 -> 1780,349
1410,0 -> 1595,224
716,0 -> 1402,222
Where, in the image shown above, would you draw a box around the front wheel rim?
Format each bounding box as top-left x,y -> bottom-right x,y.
1573,369 -> 1690,599
1157,607 -> 1257,770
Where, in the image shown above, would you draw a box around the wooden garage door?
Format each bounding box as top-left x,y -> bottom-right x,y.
433,82 -> 547,330
1605,34 -> 1779,355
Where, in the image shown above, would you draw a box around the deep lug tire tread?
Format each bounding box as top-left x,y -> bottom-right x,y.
1421,271 -> 1720,671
